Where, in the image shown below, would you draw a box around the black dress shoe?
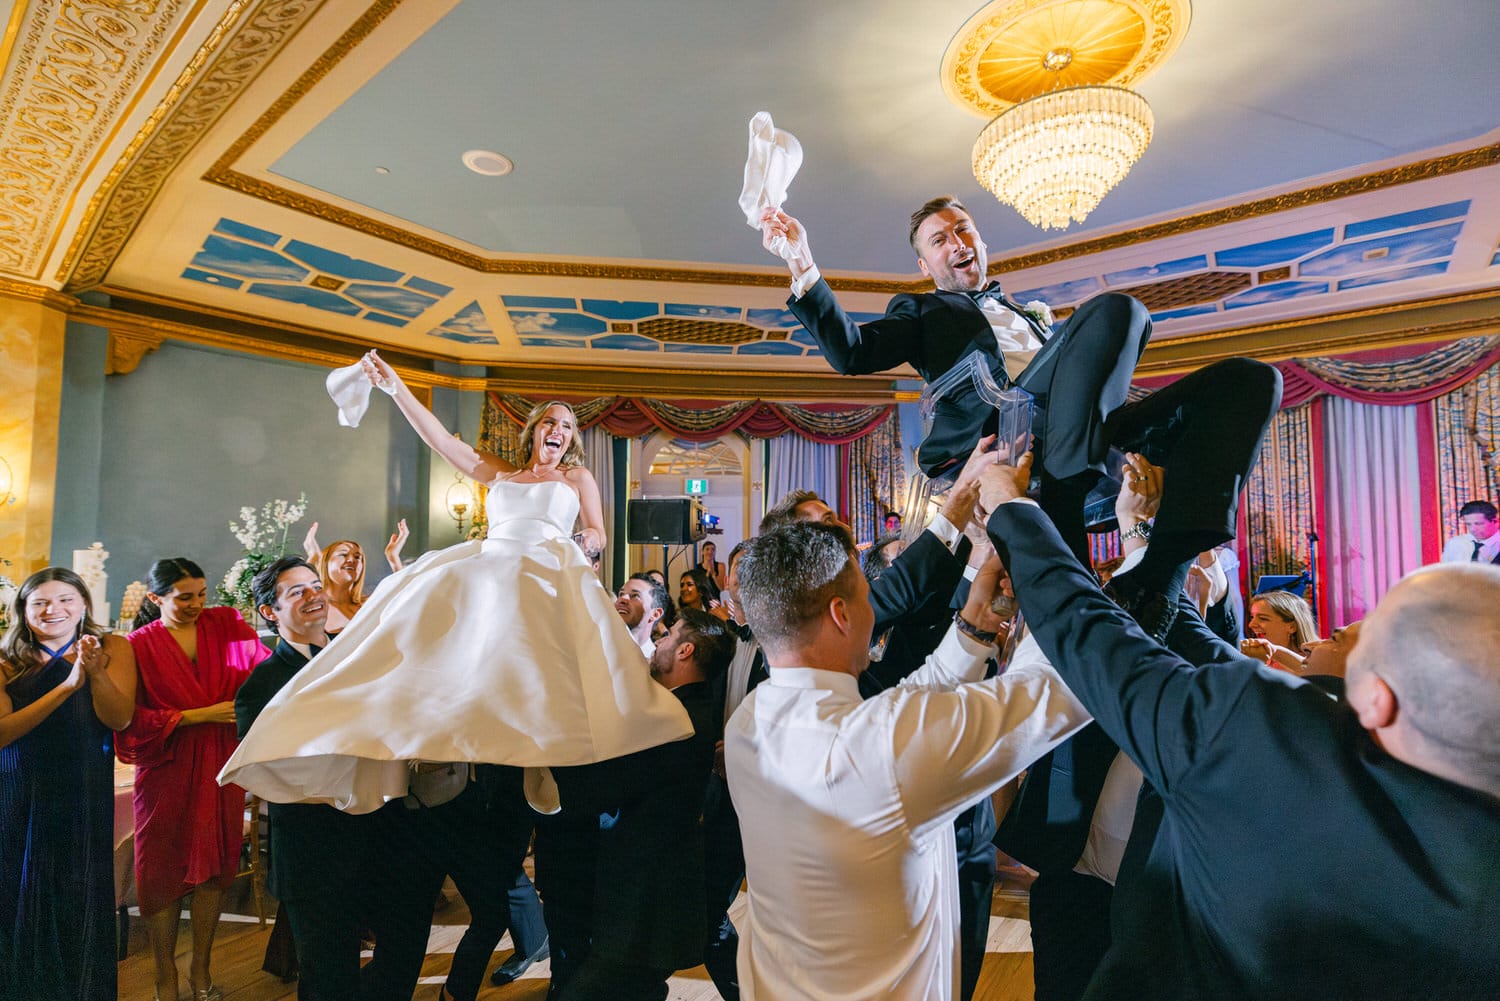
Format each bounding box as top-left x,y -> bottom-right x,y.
490,936 -> 550,986
1102,572 -> 1177,643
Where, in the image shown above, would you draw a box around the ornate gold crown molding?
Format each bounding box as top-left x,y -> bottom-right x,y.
60,0 -> 323,291
0,275 -> 77,311
75,294 -> 904,401
0,0 -> 191,279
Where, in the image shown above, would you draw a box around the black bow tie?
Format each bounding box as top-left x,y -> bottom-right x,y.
968,282 -> 1007,304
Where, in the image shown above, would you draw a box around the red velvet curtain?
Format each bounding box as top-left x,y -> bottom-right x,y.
487,392 -> 894,445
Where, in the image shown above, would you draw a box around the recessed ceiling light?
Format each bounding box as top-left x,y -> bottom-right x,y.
462,149 -> 513,177
374,166 -> 390,175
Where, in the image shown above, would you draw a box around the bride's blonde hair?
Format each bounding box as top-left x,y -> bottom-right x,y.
517,401 -> 586,469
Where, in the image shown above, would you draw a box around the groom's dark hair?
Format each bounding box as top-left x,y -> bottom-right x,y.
909,195 -> 969,251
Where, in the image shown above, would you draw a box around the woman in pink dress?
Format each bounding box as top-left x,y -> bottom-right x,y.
118,558 -> 269,1001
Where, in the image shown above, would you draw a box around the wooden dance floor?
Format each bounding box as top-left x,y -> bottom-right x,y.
117,865 -> 1040,1000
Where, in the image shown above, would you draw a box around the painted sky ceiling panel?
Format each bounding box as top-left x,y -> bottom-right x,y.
1337,262 -> 1449,292
665,304 -> 745,321
498,297 -> 825,357
509,311 -> 608,337
1215,229 -> 1337,269
1013,276 -> 1104,305
581,299 -> 659,320
185,219 -> 456,330
1104,255 -> 1210,286
1223,280 -> 1330,310
1297,222 -> 1464,279
502,294 -> 577,310
182,267 -> 242,290
1344,200 -> 1469,241
214,219 -> 280,247
429,301 -> 496,346
282,241 -> 406,283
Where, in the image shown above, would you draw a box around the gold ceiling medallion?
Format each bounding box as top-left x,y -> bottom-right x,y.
942,0 -> 1189,119
944,0 -> 1190,230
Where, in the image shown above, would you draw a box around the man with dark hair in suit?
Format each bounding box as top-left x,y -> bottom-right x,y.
237,557 -> 367,1001
980,454 -> 1500,1000
758,198 -> 1281,638
545,608 -> 735,1001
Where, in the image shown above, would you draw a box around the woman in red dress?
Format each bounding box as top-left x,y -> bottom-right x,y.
118,558 -> 269,1001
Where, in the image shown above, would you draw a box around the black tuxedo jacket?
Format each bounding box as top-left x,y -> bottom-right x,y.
235,641 -> 370,903
868,527 -> 968,640
987,502 -> 1500,1001
790,279 -> 1014,473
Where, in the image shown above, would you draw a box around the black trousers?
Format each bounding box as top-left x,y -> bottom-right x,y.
533,809 -> 597,992
1028,869 -> 1114,1001
358,801 -> 448,1001
441,768 -> 534,1001
701,781 -> 746,1001
956,829 -> 997,1001
280,893 -> 362,1001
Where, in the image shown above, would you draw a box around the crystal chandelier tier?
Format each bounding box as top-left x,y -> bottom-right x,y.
971,83 -> 1153,231
941,0 -> 1190,229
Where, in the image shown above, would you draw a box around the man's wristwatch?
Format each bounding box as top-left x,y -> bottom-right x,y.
953,611 -> 999,645
1120,520 -> 1152,542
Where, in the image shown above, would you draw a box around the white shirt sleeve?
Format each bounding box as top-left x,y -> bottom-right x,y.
925,513 -> 963,555
790,263 -> 822,300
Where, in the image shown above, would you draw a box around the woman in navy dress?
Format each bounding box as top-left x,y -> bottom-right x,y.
0,567 -> 137,1001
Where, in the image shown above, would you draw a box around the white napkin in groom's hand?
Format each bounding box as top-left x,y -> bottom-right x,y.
738,111 -> 803,260
326,361 -> 395,428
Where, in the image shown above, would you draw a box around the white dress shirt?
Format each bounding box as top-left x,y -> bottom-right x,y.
1441,532 -> 1500,564
726,626 -> 1091,1000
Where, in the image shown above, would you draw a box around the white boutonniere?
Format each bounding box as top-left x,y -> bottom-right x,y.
1023,300 -> 1054,330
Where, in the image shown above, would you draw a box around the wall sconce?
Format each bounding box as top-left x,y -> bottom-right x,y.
0,456 -> 14,506
445,471 -> 473,532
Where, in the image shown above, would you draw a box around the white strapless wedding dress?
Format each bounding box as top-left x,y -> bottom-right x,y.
220,479 -> 692,812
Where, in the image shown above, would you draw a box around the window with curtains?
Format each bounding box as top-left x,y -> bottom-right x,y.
648,438 -> 744,476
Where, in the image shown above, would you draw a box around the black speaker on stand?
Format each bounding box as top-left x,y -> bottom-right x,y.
626,498 -> 705,545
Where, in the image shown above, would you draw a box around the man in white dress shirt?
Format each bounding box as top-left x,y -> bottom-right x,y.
1440,500 -> 1500,564
725,504 -> 1091,1001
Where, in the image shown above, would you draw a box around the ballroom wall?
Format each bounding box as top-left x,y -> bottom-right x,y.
49,324 -> 484,614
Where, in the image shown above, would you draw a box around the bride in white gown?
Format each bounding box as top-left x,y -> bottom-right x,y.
220,351 -> 693,812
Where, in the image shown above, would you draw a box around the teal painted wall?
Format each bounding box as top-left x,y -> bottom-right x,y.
52,326 -> 483,612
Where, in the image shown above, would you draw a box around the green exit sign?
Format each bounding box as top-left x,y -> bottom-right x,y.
685,478 -> 708,495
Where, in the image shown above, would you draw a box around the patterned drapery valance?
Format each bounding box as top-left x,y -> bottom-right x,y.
487,393 -> 894,445
1136,335 -> 1500,408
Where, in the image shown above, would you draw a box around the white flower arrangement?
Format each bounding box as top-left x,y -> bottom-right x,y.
218,493 -> 308,611
1022,299 -> 1054,330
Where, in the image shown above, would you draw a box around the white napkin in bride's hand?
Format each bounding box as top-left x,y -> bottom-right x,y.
326,362 -> 372,428
738,111 -> 803,260
326,361 -> 395,428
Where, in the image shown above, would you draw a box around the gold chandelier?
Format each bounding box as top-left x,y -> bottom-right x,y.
972,83 -> 1153,230
942,0 -> 1190,230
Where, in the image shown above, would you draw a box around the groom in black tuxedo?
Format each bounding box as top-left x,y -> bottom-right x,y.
760,197 -> 1281,635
